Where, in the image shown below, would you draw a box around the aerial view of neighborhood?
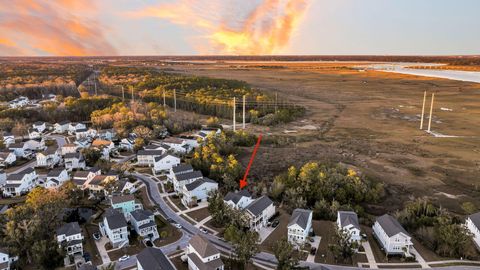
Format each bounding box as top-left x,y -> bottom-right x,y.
0,1 -> 479,270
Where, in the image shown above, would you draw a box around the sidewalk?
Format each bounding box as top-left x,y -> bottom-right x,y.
362,241 -> 378,269
94,236 -> 111,265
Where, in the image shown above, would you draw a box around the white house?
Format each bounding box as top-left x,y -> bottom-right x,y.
162,137 -> 190,154
172,170 -> 203,193
72,169 -> 98,188
45,167 -> 70,189
466,212 -> 480,251
91,139 -> 115,160
168,163 -> 194,181
2,167 -> 38,197
288,209 -> 313,245
181,177 -> 218,207
8,142 -> 30,158
25,138 -> 45,152
153,154 -> 180,174
2,133 -> 15,147
68,123 -> 87,135
8,96 -> 29,108
224,190 -> 254,210
0,170 -> 5,187
136,247 -> 175,270
0,247 -> 17,270
136,150 -> 165,167
196,128 -> 221,141
74,138 -> 91,149
99,208 -> 129,249
187,234 -> 224,270
131,209 -> 159,241
337,211 -> 362,243
56,222 -> 84,256
61,144 -> 78,156
97,129 -> 116,141
120,136 -> 136,151
245,196 -> 276,231
64,152 -> 86,171
373,214 -> 413,256
54,121 -> 71,134
32,121 -> 47,133
36,147 -> 61,168
27,129 -> 42,140
0,151 -> 16,167
75,128 -> 90,140
110,194 -> 143,221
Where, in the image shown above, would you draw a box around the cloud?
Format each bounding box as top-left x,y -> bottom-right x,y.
0,0 -> 116,56
132,0 -> 310,55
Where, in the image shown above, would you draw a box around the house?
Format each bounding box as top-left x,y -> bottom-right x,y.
56,222 -> 84,256
0,170 -> 5,187
137,150 -> 165,167
172,170 -> 203,193
131,209 -> 159,241
373,214 -> 413,256
8,96 -> 29,108
152,154 -> 180,174
168,163 -> 194,180
45,167 -> 70,189
36,146 -> 61,168
78,264 -> 97,270
25,138 -> 45,151
224,190 -> 254,210
85,174 -> 118,194
74,138 -> 91,149
163,137 -> 190,154
0,151 -> 16,167
466,212 -> 480,250
61,144 -> 78,156
99,208 -> 129,248
97,129 -> 116,141
197,128 -> 221,141
0,247 -> 17,270
91,139 -> 115,160
2,167 -> 37,197
181,177 -> 218,207
245,196 -> 276,231
68,123 -> 87,135
187,234 -> 224,270
64,152 -> 86,171
288,209 -> 313,245
110,194 -> 143,221
111,179 -> 136,195
72,169 -> 99,188
28,129 -> 42,140
32,121 -> 47,133
8,142 -> 30,158
54,120 -> 71,134
120,133 -> 137,151
337,211 -> 361,243
2,133 -> 15,146
75,129 -> 89,140
136,247 -> 176,270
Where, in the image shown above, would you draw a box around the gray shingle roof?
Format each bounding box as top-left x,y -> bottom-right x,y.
338,211 -> 360,230
131,209 -> 153,222
47,167 -> 66,177
137,150 -> 164,156
288,209 -> 312,230
104,208 -> 127,230
175,170 -> 203,182
111,194 -> 135,205
224,190 -> 251,204
171,164 -> 193,174
469,212 -> 480,228
56,222 -> 81,237
184,177 -> 217,191
189,234 -> 219,258
376,214 -> 410,237
7,167 -> 35,180
246,196 -> 273,217
137,247 -> 175,270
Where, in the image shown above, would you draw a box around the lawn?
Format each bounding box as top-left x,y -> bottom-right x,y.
259,211 -> 289,253
153,215 -> 183,247
166,199 -> 179,212
171,256 -> 189,270
181,214 -> 197,225
108,243 -> 144,261
204,219 -> 225,236
185,207 -> 210,222
169,195 -> 187,211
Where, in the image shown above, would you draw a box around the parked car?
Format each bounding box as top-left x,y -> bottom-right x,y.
310,247 -> 317,255
272,220 -> 280,228
119,255 -> 130,262
174,223 -> 182,229
93,232 -> 101,240
200,228 -> 208,234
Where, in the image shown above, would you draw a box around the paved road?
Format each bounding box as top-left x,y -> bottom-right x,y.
115,255 -> 136,270
46,134 -> 67,148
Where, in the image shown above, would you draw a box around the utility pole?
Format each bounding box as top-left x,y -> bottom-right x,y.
427,93 -> 435,132
131,86 -> 134,103
242,95 -> 246,129
233,97 -> 236,132
121,86 -> 125,102
163,91 -> 166,107
174,89 -> 177,112
420,91 -> 426,129
275,92 -> 278,113
94,72 -> 97,96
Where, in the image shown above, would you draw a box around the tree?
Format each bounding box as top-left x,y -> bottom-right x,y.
132,125 -> 153,141
461,202 -> 477,215
160,230 -> 168,239
81,148 -> 102,166
434,215 -> 475,258
328,227 -> 359,263
232,230 -> 260,268
274,238 -> 299,270
134,137 -> 146,152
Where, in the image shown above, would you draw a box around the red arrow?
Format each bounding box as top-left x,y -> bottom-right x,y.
240,134 -> 262,189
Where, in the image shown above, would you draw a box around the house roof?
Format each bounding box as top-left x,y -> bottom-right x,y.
136,247 -> 175,270
131,209 -> 153,222
74,170 -> 91,178
171,163 -> 193,174
47,167 -> 66,177
90,175 -> 108,185
175,170 -> 203,182
0,151 -> 14,159
338,211 -> 360,230
41,146 -> 58,155
144,144 -> 161,150
163,137 -> 184,144
468,212 -> 480,229
56,222 -> 81,237
9,142 -> 25,148
154,153 -> 179,163
104,208 -> 127,230
137,150 -> 164,156
92,139 -> 112,147
246,196 -> 273,217
184,177 -> 217,191
65,152 -> 81,159
63,143 -> 77,148
111,194 -> 135,205
58,120 -> 71,125
376,214 -> 410,237
189,234 -> 219,258
34,121 -> 45,126
187,253 -> 224,270
224,190 -> 252,204
7,167 -> 35,180
78,264 -> 97,270
288,209 -> 312,230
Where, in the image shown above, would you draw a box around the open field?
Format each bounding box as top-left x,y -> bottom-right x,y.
169,62 -> 480,214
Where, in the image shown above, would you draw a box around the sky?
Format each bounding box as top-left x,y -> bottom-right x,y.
0,0 -> 479,56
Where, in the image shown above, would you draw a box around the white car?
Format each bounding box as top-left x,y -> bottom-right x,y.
200,228 -> 208,234
174,223 -> 182,229
119,255 -> 130,262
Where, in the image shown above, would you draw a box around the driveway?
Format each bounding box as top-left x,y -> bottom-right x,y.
306,236 -> 321,263
362,241 -> 377,269
94,236 -> 111,265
